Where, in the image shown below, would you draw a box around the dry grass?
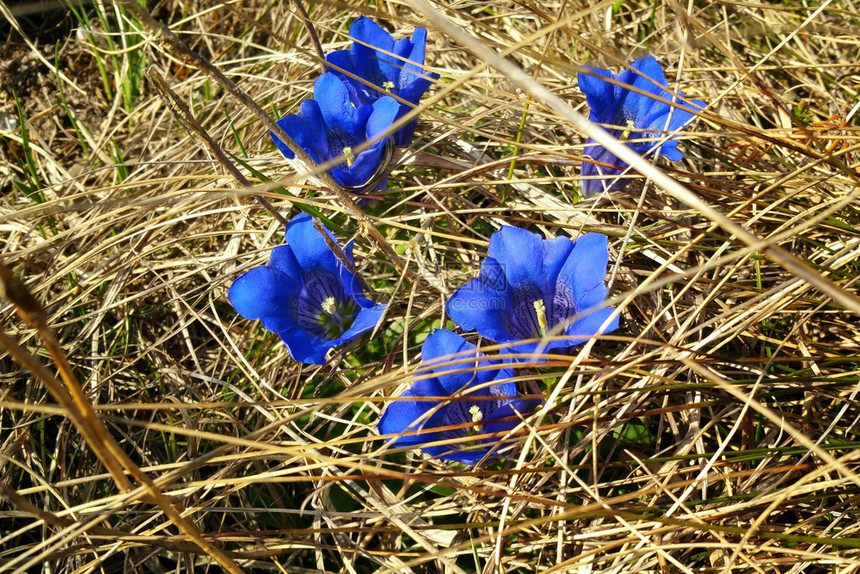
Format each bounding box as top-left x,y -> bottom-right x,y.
2,0 -> 860,572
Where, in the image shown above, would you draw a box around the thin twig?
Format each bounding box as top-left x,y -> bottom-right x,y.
312,217 -> 381,301
292,0 -> 327,71
148,69 -> 290,227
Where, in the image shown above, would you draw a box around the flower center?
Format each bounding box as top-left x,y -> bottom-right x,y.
382,81 -> 395,92
620,119 -> 636,142
469,405 -> 483,423
321,296 -> 337,314
468,405 -> 484,436
342,147 -> 355,167
317,296 -> 358,338
533,299 -> 549,337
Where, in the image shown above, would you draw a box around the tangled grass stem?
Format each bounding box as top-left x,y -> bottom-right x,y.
4,0 -> 860,571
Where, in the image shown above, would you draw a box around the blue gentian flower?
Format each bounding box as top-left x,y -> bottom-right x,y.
271,73 -> 400,192
446,225 -> 619,356
326,16 -> 439,146
578,55 -> 705,196
378,329 -> 541,464
228,213 -> 386,365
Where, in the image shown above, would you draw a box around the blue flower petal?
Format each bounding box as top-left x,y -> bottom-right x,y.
408,372 -> 447,400
487,381 -> 516,402
390,110 -> 419,147
401,28 -> 429,87
337,239 -> 365,303
614,56 -> 676,129
672,99 -> 705,128
438,446 -> 489,465
644,98 -> 699,133
483,399 -> 542,436
420,329 -> 485,396
580,139 -> 631,196
325,48 -> 352,73
349,17 -> 396,99
441,398 -> 542,464
228,265 -> 300,322
338,302 -> 387,342
267,243 -> 302,279
337,240 -> 385,308
621,55 -> 670,99
556,233 -> 611,313
271,101 -> 329,163
270,117 -> 298,160
350,17 -> 395,57
328,95 -> 398,189
277,328 -> 335,365
331,150 -> 381,189
646,98 -> 706,161
284,213 -> 339,276
578,66 -> 615,123
446,258 -> 514,343
389,36 -> 416,88
258,314 -> 300,339
378,389 -> 445,448
563,306 -> 619,342
366,95 -> 401,143
481,364 -> 516,398
393,78 -> 436,145
314,73 -> 363,148
541,235 -> 574,291
421,329 -> 473,363
659,144 -> 684,162
487,227 -> 580,341
399,73 -> 436,108
487,225 -> 547,290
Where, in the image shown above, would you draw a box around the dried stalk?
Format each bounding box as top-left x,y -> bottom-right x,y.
0,262 -> 246,574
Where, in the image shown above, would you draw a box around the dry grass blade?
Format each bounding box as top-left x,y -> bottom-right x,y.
0,263 -> 244,573
147,68 -> 290,227
3,0 -> 860,572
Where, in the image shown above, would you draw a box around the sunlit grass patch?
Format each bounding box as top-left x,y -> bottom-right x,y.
2,0 -> 860,572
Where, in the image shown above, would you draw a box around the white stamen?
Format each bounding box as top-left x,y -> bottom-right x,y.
321,297 -> 337,314
469,405 -> 483,424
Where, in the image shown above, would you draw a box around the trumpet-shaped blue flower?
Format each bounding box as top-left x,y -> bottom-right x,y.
446,226 -> 619,356
271,73 -> 400,192
326,16 -> 439,146
228,213 -> 386,365
378,330 -> 541,464
578,55 -> 705,196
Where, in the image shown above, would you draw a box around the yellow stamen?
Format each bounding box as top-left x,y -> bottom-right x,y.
321,296 -> 337,314
343,147 -> 355,166
469,405 -> 483,424
533,299 -> 548,337
620,119 -> 636,142
382,81 -> 395,92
